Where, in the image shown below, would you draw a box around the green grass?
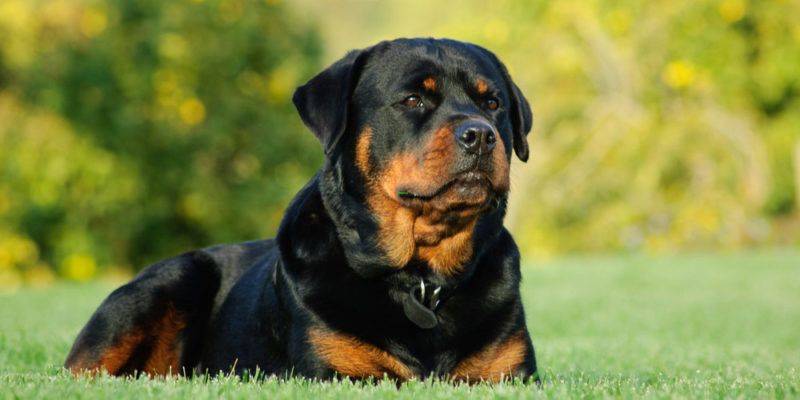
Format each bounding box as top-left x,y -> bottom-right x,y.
2,249 -> 799,398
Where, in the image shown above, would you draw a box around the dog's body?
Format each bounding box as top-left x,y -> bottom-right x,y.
65,38 -> 538,382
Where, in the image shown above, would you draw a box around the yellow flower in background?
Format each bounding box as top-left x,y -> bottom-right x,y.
8,236 -> 38,265
662,60 -> 696,89
179,98 -> 206,126
80,7 -> 108,38
178,192 -> 209,221
62,253 -> 97,281
266,65 -> 297,103
0,234 -> 39,269
697,209 -> 720,233
719,0 -> 746,23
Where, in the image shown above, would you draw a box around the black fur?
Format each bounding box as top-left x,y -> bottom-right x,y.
65,38 -> 537,381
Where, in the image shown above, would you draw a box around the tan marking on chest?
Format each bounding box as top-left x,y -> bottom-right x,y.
308,327 -> 413,380
451,331 -> 528,382
415,218 -> 477,276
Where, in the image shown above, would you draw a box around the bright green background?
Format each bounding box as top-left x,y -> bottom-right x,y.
2,0 -> 800,284
2,250 -> 798,398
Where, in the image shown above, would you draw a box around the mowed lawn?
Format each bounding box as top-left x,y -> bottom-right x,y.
1,249 -> 798,399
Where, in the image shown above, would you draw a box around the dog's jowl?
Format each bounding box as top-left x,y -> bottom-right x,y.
65,38 -> 537,383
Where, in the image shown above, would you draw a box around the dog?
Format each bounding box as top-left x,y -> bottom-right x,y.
65,38 -> 537,382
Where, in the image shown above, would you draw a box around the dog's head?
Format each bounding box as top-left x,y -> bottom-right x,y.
293,38 -> 532,276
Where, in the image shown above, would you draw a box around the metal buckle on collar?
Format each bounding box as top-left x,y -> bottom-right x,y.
402,279 -> 442,329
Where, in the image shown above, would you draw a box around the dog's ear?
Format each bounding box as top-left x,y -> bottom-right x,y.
293,49 -> 371,157
479,48 -> 533,162
506,78 -> 532,162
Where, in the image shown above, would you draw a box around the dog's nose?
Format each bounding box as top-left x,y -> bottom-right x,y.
454,120 -> 496,155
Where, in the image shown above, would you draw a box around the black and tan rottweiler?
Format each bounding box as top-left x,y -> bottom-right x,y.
65,38 -> 537,382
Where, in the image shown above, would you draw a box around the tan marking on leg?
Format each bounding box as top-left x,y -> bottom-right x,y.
451,331 -> 528,383
142,305 -> 186,375
308,327 -> 414,380
66,304 -> 186,376
94,330 -> 146,375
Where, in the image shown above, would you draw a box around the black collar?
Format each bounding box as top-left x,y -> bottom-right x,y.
402,279 -> 445,329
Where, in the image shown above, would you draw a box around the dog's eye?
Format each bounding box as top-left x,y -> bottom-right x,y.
484,98 -> 499,111
402,95 -> 424,109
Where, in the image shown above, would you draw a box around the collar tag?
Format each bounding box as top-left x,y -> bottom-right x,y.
402,280 -> 441,329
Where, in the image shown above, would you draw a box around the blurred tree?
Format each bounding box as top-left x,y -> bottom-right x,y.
499,0 -> 800,256
0,0 -> 323,278
1,0 -> 799,284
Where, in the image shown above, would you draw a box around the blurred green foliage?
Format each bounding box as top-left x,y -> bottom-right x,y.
0,0 -> 322,282
496,0 -> 800,257
1,0 -> 799,284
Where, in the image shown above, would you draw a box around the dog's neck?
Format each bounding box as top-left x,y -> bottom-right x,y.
274,168 -> 519,334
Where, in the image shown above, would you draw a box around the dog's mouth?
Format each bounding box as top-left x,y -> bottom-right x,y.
396,171 -> 487,200
393,171 -> 500,210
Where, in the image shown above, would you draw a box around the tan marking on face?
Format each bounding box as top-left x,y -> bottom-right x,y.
385,124 -> 456,196
66,305 -> 186,376
451,331 -> 528,383
355,126 -> 373,176
490,130 -> 510,192
423,76 -> 437,91
475,79 -> 489,95
366,125 -> 475,274
362,120 -> 510,276
308,327 -> 414,380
